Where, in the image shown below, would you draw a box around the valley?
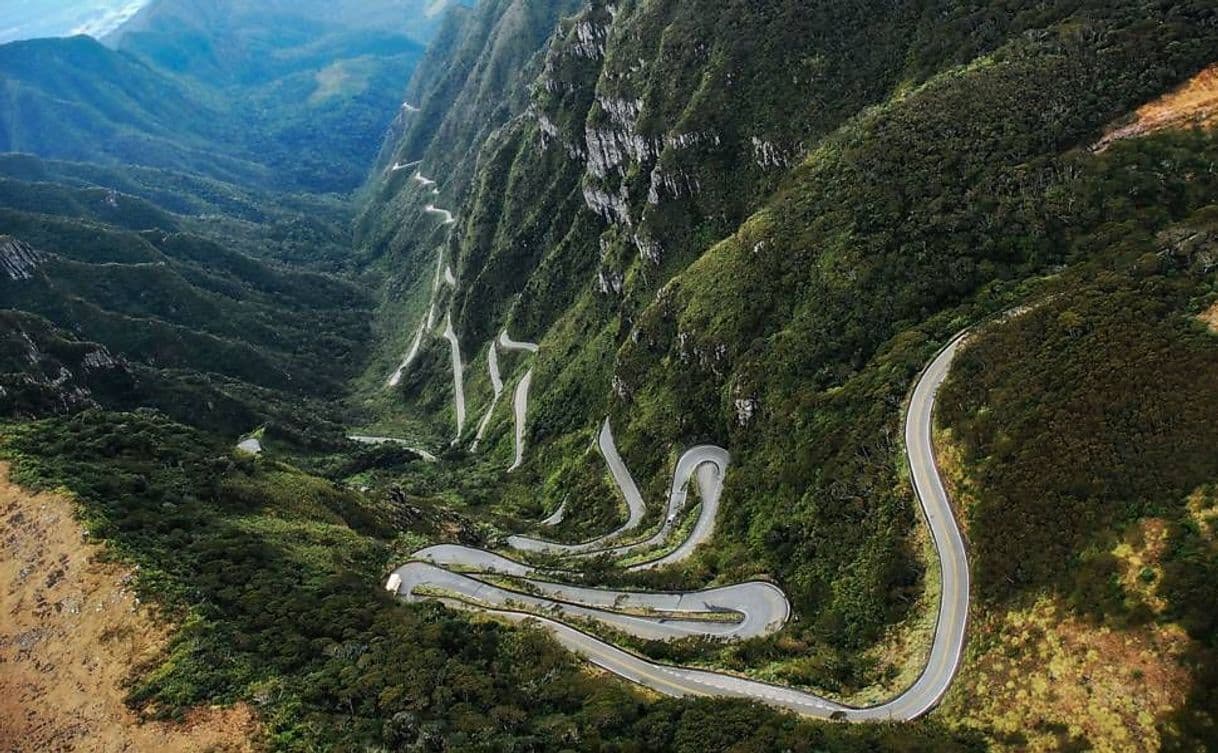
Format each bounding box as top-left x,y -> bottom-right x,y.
389,319 -> 975,721
3,1 -> 1218,752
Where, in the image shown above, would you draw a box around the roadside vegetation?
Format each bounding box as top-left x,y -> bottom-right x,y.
937,204 -> 1218,751
0,410 -> 984,752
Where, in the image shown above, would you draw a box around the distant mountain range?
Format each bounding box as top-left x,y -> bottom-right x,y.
0,0 -> 462,192
0,1 -> 150,45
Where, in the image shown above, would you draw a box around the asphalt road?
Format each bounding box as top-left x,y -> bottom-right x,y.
392,550 -> 789,641
388,321 -> 426,388
443,313 -> 466,441
493,331 -> 540,473
348,436 -> 438,463
471,340 -> 504,451
507,421 -> 729,567
507,370 -> 534,472
498,331 -> 540,353
425,205 -> 456,225
388,326 -> 974,721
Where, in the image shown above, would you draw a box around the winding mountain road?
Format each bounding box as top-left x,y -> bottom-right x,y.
388,321 -> 426,388
389,328 -> 975,721
376,157 -> 969,719
508,419 -> 653,552
498,331 -> 539,353
506,370 -> 534,472
349,435 -> 439,463
492,331 -> 540,472
471,341 -> 504,451
393,546 -> 789,642
443,313 -> 466,441
425,205 -> 456,225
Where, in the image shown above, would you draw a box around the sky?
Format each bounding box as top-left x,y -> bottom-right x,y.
0,0 -> 150,44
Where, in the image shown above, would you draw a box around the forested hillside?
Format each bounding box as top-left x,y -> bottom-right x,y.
0,0 -> 438,193
4,0 -> 1218,751
356,0 -> 1218,749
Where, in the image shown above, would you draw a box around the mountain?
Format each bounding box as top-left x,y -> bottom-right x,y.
356,0 -> 1218,750
3,1 -> 1218,752
0,169 -> 374,445
0,36 -> 262,183
0,2 -> 432,193
110,0 -> 460,54
0,0 -> 150,44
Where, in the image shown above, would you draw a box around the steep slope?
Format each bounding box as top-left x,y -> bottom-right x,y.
362,0 -> 1218,711
0,174 -> 374,444
0,36 -> 266,185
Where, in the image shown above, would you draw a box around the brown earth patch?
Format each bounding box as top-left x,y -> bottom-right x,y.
0,462 -> 260,753
1199,302 -> 1218,334
1096,63 -> 1218,150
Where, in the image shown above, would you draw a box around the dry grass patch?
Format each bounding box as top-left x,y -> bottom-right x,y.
1112,518 -> 1172,615
1096,63 -> 1218,150
1199,302 -> 1218,334
944,596 -> 1193,753
934,432 -> 1196,752
934,428 -> 979,538
0,463 -> 260,753
1186,484 -> 1218,541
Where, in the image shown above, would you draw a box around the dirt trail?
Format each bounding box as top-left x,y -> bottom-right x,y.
0,463 -> 259,753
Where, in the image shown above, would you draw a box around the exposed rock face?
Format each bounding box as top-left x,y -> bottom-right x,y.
1,313 -> 132,419
81,348 -> 122,372
648,165 -> 701,205
583,184 -> 632,226
735,397 -> 759,427
0,238 -> 43,281
751,136 -> 796,169
571,19 -> 609,59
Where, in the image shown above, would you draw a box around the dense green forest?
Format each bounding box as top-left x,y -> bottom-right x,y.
4,0 -> 1218,750
938,195 -> 1218,751
362,0 -> 1218,686
1,410 -> 985,751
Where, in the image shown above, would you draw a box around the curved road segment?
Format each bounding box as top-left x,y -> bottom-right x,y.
507,420 -> 727,562
471,340 -> 504,451
348,436 -> 438,463
496,331 -> 540,472
392,546 -> 789,642
506,370 -> 534,472
443,313 -> 466,441
388,322 -> 426,388
390,328 -> 974,721
426,205 -> 456,225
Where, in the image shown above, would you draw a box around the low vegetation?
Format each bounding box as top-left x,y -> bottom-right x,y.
937,218 -> 1218,750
